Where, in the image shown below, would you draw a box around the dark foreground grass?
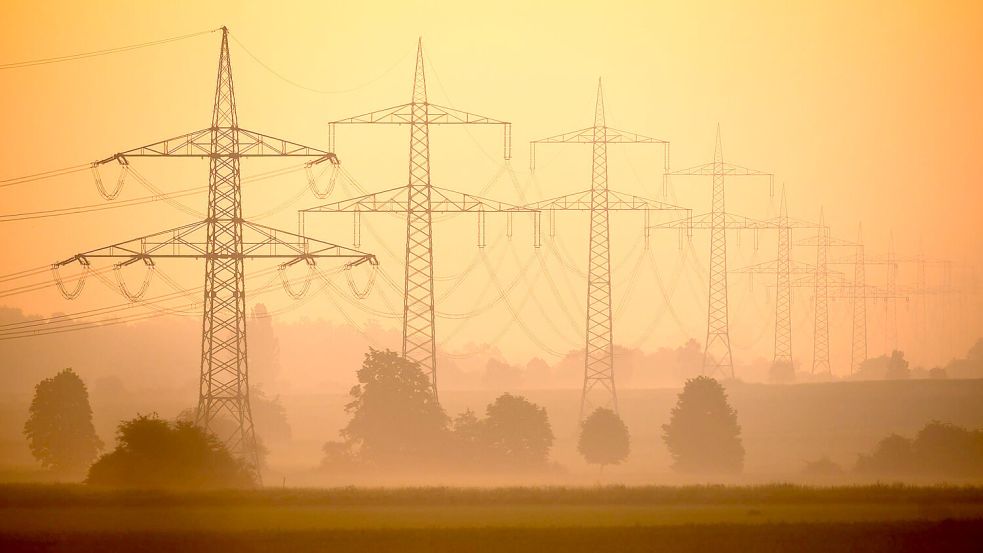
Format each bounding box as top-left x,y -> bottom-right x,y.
2,522 -> 982,553
1,484 -> 981,552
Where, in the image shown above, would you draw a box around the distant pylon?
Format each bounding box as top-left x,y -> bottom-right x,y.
319,39 -> 512,400
403,39 -> 438,391
705,125 -> 733,377
851,224 -> 867,374
583,79 -> 615,417
886,232 -> 898,352
773,186 -> 792,368
812,209 -> 831,375
525,79 -> 681,417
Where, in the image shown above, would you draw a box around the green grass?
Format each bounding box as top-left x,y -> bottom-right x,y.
1,484 -> 981,552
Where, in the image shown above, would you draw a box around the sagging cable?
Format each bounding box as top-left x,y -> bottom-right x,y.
51,257 -> 90,300
114,258 -> 155,301
305,157 -> 339,199
278,257 -> 317,300
91,156 -> 129,200
344,257 -> 379,299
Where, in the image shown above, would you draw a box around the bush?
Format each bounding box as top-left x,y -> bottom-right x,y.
662,376 -> 744,473
87,415 -> 255,489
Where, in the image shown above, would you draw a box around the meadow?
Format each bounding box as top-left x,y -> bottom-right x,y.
1,484 -> 981,552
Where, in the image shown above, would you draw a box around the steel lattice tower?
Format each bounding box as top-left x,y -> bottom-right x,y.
315,39 -> 513,399
584,81 -> 615,415
526,80 -> 685,417
851,225 -> 867,374
773,187 -> 792,368
403,40 -> 438,385
812,210 -> 831,375
665,127 -> 771,379
53,28 -> 375,465
199,28 -> 250,450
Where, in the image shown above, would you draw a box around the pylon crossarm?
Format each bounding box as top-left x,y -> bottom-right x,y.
53,220 -> 373,267
93,127 -> 334,163
667,160 -> 773,178
524,189 -> 687,212
430,187 -> 535,212
235,128 -> 336,158
302,185 -> 535,213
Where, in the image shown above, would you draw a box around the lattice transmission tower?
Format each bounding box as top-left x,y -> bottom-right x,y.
52,27 -> 375,465
526,79 -> 687,417
664,126 -> 772,378
303,39 -> 518,400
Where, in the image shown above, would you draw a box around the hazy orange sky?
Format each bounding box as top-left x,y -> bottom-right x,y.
0,0 -> 980,373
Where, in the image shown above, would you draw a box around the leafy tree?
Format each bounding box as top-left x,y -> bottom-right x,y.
482,393 -> 554,467
885,350 -> 911,380
578,407 -> 630,473
87,414 -> 254,489
856,433 -> 915,475
340,348 -> 449,466
662,376 -> 744,473
768,360 -> 795,384
912,421 -> 983,478
23,368 -> 102,475
450,408 -> 485,464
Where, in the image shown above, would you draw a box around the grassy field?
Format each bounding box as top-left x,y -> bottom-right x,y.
0,484 -> 981,552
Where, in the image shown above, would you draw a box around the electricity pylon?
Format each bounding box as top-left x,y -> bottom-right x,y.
664,126 -> 773,378
796,226 -> 907,376
813,209 -> 831,375
52,27 -> 376,466
304,39 -> 516,400
851,225 -> 867,373
677,187 -> 823,381
525,79 -> 687,418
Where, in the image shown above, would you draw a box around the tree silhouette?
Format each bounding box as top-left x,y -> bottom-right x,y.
23,368 -> 102,475
885,350 -> 911,380
340,348 -> 448,467
87,414 -> 254,489
482,393 -> 554,467
662,376 -> 744,473
578,407 -> 630,473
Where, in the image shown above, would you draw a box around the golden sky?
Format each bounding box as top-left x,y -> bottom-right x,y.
0,0 -> 980,372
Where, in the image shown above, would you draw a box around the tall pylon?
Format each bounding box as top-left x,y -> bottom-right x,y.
316,39 -> 513,399
851,224 -> 868,374
584,79 -> 615,416
773,186 -> 792,369
886,233 -> 898,352
664,127 -> 772,379
525,79 -> 685,417
53,27 -> 376,466
706,126 -> 732,376
812,209 -> 831,375
404,39 -> 438,387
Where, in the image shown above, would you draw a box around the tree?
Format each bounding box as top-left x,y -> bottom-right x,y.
856,434 -> 915,475
23,368 -> 102,475
578,407 -> 630,473
662,376 -> 744,473
449,408 -> 485,465
482,393 -> 554,467
768,360 -> 795,384
339,348 -> 448,467
87,414 -> 254,489
885,350 -> 911,380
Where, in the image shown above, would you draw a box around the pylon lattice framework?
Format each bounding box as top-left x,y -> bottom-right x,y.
662,127 -> 773,379
526,79 -> 687,418
304,39 -> 520,401
53,27 -> 376,467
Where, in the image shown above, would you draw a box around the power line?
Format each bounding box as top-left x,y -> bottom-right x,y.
0,28 -> 219,70
229,32 -> 410,95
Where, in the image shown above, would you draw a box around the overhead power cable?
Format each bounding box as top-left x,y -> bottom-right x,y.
229,33 -> 410,95
0,28 -> 219,70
